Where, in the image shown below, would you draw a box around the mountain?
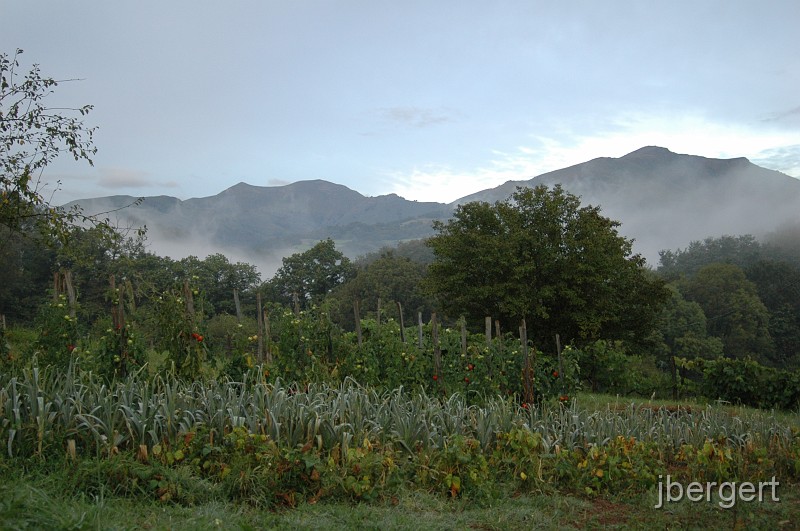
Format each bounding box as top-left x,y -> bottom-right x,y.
68,147 -> 800,274
69,180 -> 451,274
455,146 -> 800,261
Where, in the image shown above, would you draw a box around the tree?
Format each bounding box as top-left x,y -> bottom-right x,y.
1,48 -> 111,247
329,250 -> 433,329
0,219 -> 56,324
678,263 -> 773,363
745,260 -> 800,368
658,235 -> 763,280
425,185 -> 668,348
175,254 -> 261,316
266,239 -> 355,309
648,286 -> 724,397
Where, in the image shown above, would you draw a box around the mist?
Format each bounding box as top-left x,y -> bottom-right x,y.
68,147 -> 800,277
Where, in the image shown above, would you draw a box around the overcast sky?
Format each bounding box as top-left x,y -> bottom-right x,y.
3,1 -> 800,205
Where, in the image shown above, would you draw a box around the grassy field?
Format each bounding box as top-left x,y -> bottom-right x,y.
1,386 -> 797,530
1,471 -> 797,530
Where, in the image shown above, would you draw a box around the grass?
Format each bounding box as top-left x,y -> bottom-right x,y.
1,386 -> 797,530
573,391 -> 800,425
0,472 -> 797,530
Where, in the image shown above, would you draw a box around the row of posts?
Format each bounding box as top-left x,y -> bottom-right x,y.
233,290 -> 567,403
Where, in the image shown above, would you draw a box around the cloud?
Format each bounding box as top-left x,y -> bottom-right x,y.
385,112 -> 800,203
376,106 -> 457,128
267,178 -> 292,186
751,145 -> 800,177
763,105 -> 800,123
95,167 -> 178,189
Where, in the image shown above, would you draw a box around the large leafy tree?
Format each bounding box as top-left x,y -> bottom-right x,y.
1,49 -> 101,246
266,239 -> 355,309
175,254 -> 261,316
0,220 -> 56,323
425,185 -> 668,348
328,250 -> 433,328
648,286 -> 724,397
658,235 -> 763,280
745,260 -> 800,368
678,263 -> 773,363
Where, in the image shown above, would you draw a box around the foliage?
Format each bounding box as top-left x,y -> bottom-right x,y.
174,254 -> 261,316
569,341 -> 632,394
328,250 -> 432,330
646,286 -> 724,398
658,235 -> 764,280
31,293 -> 80,367
0,368 -> 797,512
0,224 -> 55,323
680,356 -> 800,410
153,283 -> 207,378
0,49 -> 111,246
266,239 -> 355,310
425,185 -> 668,349
204,314 -> 258,379
677,263 -> 773,363
745,260 -> 800,368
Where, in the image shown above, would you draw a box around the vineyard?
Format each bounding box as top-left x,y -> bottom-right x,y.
3,43 -> 800,529
2,364 -> 799,501
1,263 -> 799,527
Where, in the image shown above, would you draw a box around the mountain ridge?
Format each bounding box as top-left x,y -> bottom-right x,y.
67,147 -> 800,274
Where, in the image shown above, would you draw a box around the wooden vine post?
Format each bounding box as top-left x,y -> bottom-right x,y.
432,313 -> 442,391
520,318 -> 534,405
485,316 -> 493,377
396,301 -> 406,343
460,316 -> 467,357
354,299 -> 363,347
53,270 -> 77,318
555,333 -> 565,394
292,292 -> 300,317
233,289 -> 243,322
417,312 -> 424,349
109,275 -> 127,361
264,306 -> 273,364
256,292 -> 265,363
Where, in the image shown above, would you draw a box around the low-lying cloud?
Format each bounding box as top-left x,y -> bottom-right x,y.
377,106 -> 457,128
96,167 -> 178,190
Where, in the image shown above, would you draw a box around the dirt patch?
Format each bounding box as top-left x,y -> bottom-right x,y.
570,498 -> 631,528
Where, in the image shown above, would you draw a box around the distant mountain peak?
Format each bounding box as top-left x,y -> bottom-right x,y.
621,146 -> 674,159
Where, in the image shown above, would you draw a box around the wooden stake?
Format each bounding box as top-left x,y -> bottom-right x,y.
354,299 -> 362,347
233,289 -> 243,322
418,312 -> 424,349
432,313 -> 441,388
256,292 -> 265,363
397,301 -> 406,343
264,307 -> 273,364
460,317 -> 467,357
138,444 -> 149,463
520,319 -> 534,404
485,316 -> 492,348
555,333 -> 565,392
183,280 -> 195,320
64,271 -> 77,319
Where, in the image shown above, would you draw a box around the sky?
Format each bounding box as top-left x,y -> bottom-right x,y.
3,1 -> 800,205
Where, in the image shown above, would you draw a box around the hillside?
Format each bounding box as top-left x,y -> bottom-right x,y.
69,147 -> 800,273
456,146 -> 800,261
68,180 -> 451,274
